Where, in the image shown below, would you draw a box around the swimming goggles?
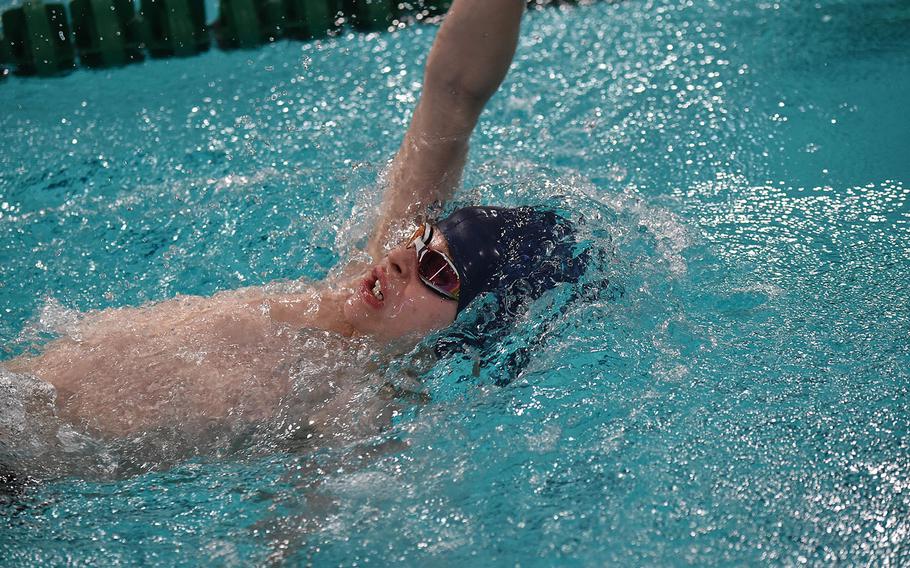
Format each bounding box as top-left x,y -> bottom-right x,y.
406,223 -> 461,302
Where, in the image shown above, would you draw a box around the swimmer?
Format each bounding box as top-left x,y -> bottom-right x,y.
1,0 -> 586,443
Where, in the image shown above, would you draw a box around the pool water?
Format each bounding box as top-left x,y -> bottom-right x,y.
2,0 -> 910,564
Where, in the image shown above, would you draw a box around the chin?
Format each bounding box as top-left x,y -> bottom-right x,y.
342,293 -> 370,332
342,293 -> 397,339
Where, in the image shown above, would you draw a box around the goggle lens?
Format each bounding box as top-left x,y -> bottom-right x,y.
419,249 -> 460,294
407,224 -> 461,301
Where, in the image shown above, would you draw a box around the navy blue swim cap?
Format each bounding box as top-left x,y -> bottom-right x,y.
436,206 -> 587,313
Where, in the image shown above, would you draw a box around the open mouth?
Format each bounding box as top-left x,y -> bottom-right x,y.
371,276 -> 384,301
360,267 -> 386,309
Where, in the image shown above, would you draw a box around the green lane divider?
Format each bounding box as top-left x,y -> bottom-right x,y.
2,1 -> 76,76
258,0 -> 285,41
284,0 -> 335,39
139,0 -> 209,58
0,35 -> 9,79
347,0 -> 394,32
423,0 -> 451,17
216,0 -> 259,48
70,0 -> 143,67
0,0 -> 586,78
215,0 -> 265,49
216,0 -> 335,48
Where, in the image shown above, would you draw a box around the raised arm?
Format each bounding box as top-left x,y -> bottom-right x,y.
367,0 -> 526,261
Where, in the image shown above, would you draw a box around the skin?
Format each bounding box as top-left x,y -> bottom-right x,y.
343,228 -> 459,341
1,0 -> 525,438
1,233 -> 457,437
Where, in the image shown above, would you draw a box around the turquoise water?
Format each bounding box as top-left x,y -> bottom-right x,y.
2,0 -> 910,565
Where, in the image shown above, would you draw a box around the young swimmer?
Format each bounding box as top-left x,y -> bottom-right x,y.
2,0 -> 585,442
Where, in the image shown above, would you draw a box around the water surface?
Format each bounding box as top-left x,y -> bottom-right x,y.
1,0 -> 909,564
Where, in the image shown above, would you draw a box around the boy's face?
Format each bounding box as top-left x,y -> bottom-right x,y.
343,229 -> 458,341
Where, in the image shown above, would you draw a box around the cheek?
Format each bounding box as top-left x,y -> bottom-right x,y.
395,290 -> 455,331
418,299 -> 457,331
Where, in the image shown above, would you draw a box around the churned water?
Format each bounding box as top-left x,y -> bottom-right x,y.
2,0 -> 909,565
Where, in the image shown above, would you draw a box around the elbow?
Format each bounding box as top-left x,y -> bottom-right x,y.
423,64 -> 497,109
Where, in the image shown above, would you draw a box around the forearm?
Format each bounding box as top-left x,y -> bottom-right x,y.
424,0 -> 526,104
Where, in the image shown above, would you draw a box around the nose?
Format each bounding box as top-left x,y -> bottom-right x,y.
386,245 -> 415,282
